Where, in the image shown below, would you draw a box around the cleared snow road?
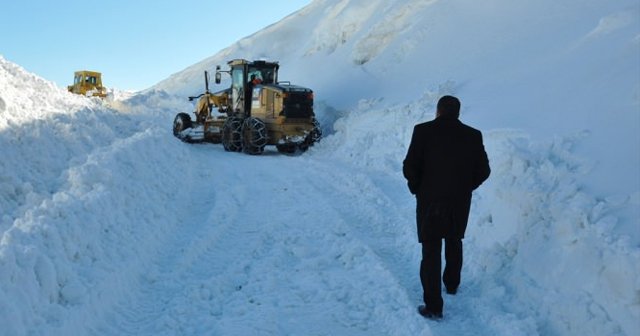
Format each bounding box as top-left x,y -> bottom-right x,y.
86,143 -> 504,335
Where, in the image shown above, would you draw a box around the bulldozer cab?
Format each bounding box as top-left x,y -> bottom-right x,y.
68,70 -> 107,98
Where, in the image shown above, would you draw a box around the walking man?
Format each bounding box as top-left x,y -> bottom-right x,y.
403,95 -> 491,319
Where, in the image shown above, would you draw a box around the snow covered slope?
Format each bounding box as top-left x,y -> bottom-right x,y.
1,0 -> 639,335
156,0 -> 640,198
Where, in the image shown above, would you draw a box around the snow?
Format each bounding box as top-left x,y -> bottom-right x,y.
1,0 -> 639,335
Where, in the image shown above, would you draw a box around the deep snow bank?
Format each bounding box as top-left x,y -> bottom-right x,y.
474,131 -> 640,336
0,56 -> 130,234
0,56 -> 196,334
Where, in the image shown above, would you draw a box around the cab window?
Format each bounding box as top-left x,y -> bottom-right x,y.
248,69 -> 263,83
231,68 -> 244,89
249,66 -> 277,84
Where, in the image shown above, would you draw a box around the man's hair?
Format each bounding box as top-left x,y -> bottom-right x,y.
437,95 -> 461,118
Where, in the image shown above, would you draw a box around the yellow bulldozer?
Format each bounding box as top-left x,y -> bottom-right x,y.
172,59 -> 321,154
67,70 -> 108,98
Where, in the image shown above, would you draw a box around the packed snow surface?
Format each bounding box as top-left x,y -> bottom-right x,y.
1,0 -> 639,335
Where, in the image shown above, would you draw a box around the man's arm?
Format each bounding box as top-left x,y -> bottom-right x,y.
403,125 -> 423,195
472,132 -> 491,190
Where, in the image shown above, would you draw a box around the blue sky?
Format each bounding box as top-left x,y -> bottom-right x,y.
0,0 -> 311,91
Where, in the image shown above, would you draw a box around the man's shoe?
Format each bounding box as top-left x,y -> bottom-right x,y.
418,305 -> 443,320
445,287 -> 457,295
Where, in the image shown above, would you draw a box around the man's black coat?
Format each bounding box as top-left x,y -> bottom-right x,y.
403,115 -> 490,242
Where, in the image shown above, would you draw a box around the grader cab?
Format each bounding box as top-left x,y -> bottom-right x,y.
172,59 -> 321,154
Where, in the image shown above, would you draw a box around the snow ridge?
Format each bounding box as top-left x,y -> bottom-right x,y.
475,131 -> 640,336
0,62 -> 195,334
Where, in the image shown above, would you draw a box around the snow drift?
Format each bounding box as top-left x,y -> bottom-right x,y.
0,56 -> 195,334
1,0 -> 639,335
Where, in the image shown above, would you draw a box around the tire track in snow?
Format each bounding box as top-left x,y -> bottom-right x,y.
91,146 -> 242,335
305,161 -> 419,291
95,192 -> 221,335
92,147 -> 428,335
305,160 -> 500,336
190,155 -> 425,335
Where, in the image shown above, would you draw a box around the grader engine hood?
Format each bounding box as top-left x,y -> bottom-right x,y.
268,84 -> 314,118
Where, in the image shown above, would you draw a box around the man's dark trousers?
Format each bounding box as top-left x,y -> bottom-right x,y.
420,212 -> 463,313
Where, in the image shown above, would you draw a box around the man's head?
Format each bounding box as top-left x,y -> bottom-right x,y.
436,95 -> 461,118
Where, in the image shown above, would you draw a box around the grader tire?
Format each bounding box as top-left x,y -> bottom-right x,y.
299,118 -> 322,152
309,118 -> 322,144
222,117 -> 243,152
173,113 -> 193,141
242,117 -> 267,155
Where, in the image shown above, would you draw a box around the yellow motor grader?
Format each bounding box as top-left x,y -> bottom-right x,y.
172,59 -> 321,154
67,70 -> 108,98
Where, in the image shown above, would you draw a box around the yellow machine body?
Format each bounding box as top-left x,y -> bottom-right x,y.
172,59 -> 321,154
67,70 -> 107,98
